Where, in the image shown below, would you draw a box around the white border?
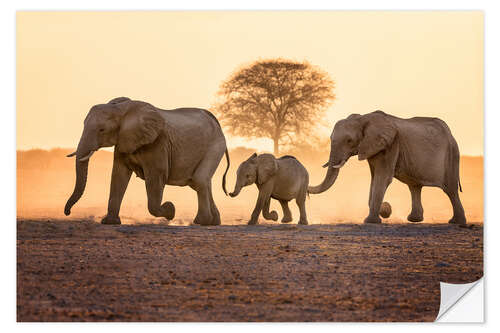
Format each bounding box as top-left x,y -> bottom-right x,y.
4,0 -> 496,331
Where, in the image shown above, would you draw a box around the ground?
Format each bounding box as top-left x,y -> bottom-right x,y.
17,219 -> 483,322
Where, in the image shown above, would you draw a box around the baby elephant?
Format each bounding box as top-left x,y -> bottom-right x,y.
229,153 -> 309,225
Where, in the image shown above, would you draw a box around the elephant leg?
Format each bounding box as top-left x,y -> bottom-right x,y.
407,185 -> 424,222
102,156 -> 132,225
364,144 -> 398,224
443,150 -> 466,225
248,182 -> 273,225
207,182 -> 221,226
279,200 -> 293,223
296,191 -> 308,225
145,174 -> 175,220
368,163 -> 375,207
262,197 -> 278,221
365,169 -> 392,224
190,181 -> 215,226
444,188 -> 466,225
190,144 -> 224,226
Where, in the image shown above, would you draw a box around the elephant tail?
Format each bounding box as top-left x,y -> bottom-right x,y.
459,179 -> 463,192
222,148 -> 230,195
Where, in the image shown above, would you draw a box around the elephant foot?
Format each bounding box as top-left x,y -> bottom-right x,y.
407,213 -> 424,223
101,215 -> 121,225
193,215 -> 203,225
193,213 -> 219,226
208,214 -> 221,226
247,219 -> 259,225
379,202 -> 392,218
364,216 -> 382,224
264,210 -> 278,221
203,220 -> 220,226
449,216 -> 467,225
298,219 -> 309,225
161,201 -> 175,220
281,216 -> 293,223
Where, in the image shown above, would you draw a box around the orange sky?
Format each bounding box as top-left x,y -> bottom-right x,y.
17,11 -> 483,155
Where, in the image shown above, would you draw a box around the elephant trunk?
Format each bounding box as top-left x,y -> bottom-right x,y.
229,182 -> 243,197
64,158 -> 89,215
308,147 -> 340,194
64,134 -> 97,215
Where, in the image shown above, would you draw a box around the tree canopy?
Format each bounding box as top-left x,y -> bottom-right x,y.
214,59 -> 335,155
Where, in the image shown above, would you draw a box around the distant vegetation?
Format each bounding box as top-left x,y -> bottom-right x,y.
214,59 -> 335,155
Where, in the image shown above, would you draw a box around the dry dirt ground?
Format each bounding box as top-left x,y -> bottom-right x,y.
17,219 -> 483,322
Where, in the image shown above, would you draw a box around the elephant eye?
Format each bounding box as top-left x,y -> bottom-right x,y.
346,138 -> 352,144
99,128 -> 105,133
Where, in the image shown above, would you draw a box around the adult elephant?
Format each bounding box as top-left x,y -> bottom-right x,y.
64,97 -> 230,226
308,110 -> 466,225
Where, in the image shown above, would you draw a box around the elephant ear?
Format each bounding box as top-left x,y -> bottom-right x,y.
347,113 -> 362,120
257,154 -> 278,185
247,152 -> 258,162
358,112 -> 397,160
117,106 -> 165,154
108,97 -> 131,105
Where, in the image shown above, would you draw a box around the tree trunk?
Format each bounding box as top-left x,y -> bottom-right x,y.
273,137 -> 279,156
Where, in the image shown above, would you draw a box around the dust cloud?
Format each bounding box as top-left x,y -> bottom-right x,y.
17,147 -> 483,224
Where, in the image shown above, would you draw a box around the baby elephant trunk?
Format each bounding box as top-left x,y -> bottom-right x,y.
229,184 -> 242,197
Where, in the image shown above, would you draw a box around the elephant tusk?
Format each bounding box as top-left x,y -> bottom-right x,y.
331,160 -> 346,168
66,151 -> 77,157
322,162 -> 329,168
79,150 -> 95,162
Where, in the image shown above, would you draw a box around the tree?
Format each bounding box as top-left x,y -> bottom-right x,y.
214,59 -> 335,155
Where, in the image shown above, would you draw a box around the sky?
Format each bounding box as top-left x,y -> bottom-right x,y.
17,11 -> 483,155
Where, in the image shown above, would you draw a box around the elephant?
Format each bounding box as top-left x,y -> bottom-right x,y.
229,153 -> 309,225
64,97 -> 230,226
308,110 -> 466,225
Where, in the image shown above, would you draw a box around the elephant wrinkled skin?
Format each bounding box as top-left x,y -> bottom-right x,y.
230,153 -> 310,225
309,110 -> 466,225
65,97 -> 230,226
